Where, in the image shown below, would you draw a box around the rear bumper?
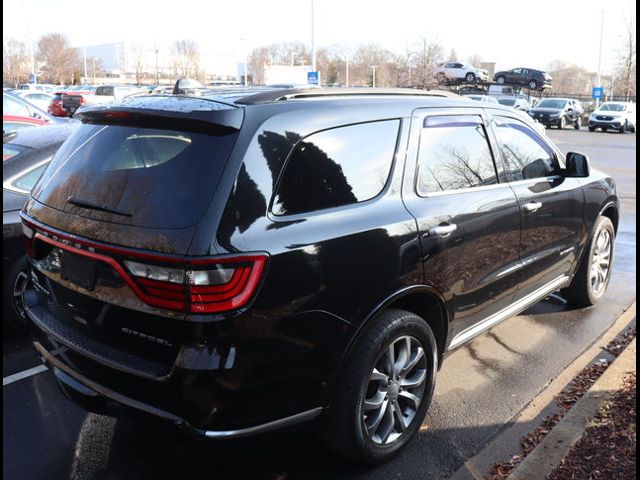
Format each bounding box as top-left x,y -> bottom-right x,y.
35,340 -> 323,438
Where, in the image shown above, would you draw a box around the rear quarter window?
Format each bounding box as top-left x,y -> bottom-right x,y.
271,120 -> 400,216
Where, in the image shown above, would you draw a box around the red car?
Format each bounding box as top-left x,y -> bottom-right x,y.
3,114 -> 48,138
48,86 -> 96,117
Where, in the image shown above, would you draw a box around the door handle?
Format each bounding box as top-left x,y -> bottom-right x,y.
523,201 -> 543,213
427,224 -> 457,237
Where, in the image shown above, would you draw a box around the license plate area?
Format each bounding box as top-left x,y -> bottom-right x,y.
60,251 -> 97,291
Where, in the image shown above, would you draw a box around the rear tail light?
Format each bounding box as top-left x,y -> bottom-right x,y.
21,217 -> 267,314
125,256 -> 267,314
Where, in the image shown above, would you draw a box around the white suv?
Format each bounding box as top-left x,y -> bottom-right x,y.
588,102 -> 636,133
435,62 -> 489,83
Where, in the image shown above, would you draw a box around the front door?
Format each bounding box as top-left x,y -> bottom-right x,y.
489,113 -> 584,300
402,109 -> 523,342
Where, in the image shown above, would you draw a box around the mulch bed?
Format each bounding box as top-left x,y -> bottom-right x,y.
547,372 -> 636,480
484,327 -> 636,480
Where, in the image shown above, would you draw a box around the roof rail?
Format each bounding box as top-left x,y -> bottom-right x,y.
235,87 -> 460,105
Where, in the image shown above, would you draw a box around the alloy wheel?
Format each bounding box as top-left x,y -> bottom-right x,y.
12,271 -> 28,320
590,229 -> 612,296
362,336 -> 427,445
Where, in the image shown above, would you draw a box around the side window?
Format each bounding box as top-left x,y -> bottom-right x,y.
272,120 -> 400,216
493,116 -> 559,181
416,115 -> 498,195
3,96 -> 30,117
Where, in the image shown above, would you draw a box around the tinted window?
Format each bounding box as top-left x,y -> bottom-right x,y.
417,116 -> 497,194
34,124 -> 239,228
493,117 -> 558,181
9,162 -> 49,193
3,95 -> 30,117
272,120 -> 400,216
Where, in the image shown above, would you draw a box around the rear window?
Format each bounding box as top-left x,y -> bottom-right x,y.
33,124 -> 238,228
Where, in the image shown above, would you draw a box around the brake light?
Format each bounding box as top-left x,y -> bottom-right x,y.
125,256 -> 267,314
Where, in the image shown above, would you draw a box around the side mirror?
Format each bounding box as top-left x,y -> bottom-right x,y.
565,152 -> 590,177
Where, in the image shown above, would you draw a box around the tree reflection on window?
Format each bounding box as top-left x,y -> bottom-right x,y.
417,116 -> 498,194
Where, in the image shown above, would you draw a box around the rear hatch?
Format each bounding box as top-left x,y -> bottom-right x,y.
22,96 -> 251,377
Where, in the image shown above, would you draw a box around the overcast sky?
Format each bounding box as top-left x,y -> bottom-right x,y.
3,0 -> 635,75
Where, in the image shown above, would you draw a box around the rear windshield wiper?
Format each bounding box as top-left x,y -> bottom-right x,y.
67,196 -> 132,217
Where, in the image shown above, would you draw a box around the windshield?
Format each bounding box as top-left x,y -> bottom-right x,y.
536,99 -> 567,109
498,99 -> 516,106
33,124 -> 239,228
599,103 -> 626,112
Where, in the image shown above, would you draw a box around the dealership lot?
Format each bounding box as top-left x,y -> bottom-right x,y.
3,128 -> 636,480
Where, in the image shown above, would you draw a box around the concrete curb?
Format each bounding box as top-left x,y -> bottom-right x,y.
449,301 -> 636,480
508,337 -> 636,480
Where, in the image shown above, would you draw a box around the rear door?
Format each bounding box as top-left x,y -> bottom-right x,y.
402,108 -> 522,343
488,112 -> 584,299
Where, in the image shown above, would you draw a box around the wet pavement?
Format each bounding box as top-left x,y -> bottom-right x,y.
3,128 -> 636,480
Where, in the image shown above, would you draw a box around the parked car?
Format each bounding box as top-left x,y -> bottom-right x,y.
435,62 -> 489,83
3,124 -> 76,328
62,85 -> 144,116
4,91 -> 75,126
493,68 -> 552,91
588,102 -> 636,133
528,98 -> 584,129
21,89 -> 618,464
18,83 -> 57,92
3,115 -> 48,134
13,91 -> 55,111
497,97 -> 532,110
463,94 -> 499,104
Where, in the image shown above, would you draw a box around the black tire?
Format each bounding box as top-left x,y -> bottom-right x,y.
465,72 -> 476,83
528,80 -> 538,90
574,117 -> 582,130
496,76 -> 505,84
563,216 -> 615,306
588,126 -> 595,132
3,256 -> 30,330
619,121 -> 627,134
321,309 -> 438,464
558,116 -> 566,129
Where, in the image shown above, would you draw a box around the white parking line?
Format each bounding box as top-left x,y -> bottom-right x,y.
3,365 -> 48,386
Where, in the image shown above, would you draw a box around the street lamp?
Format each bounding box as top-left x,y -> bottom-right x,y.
371,65 -> 378,88
155,48 -> 159,85
345,56 -> 350,87
596,11 -> 604,108
240,38 -> 249,86
311,0 -> 316,72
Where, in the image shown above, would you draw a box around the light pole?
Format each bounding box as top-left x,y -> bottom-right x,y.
311,0 -> 316,72
83,47 -> 88,84
596,10 -> 604,108
345,57 -> 349,87
155,48 -> 159,85
371,65 -> 378,88
240,38 -> 249,86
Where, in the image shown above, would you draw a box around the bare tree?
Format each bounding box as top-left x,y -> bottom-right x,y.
412,37 -> 444,89
248,46 -> 271,85
130,44 -> 147,84
448,48 -> 459,62
171,39 -> 200,78
36,33 -> 79,84
467,53 -> 483,68
3,38 -> 30,87
547,59 -> 592,95
617,10 -> 636,100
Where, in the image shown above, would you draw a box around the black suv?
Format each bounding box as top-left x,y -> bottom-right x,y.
528,98 -> 584,129
21,88 -> 618,464
493,68 -> 552,91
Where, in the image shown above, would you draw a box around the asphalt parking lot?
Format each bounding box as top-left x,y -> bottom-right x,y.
3,128 -> 636,480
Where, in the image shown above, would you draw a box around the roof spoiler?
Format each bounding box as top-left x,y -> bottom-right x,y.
75,95 -> 244,134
